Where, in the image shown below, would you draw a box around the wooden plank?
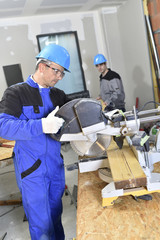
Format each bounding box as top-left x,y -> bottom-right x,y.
0,199 -> 22,205
107,139 -> 146,189
0,140 -> 15,162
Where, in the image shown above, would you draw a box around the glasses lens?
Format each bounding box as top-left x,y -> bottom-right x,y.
61,72 -> 65,77
46,64 -> 65,78
56,69 -> 65,78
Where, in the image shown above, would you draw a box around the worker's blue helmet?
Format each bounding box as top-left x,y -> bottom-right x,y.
36,44 -> 70,72
94,54 -> 107,65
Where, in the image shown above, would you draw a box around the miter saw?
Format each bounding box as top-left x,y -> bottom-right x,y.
51,98 -> 160,154
51,98 -> 160,205
50,98 -> 160,171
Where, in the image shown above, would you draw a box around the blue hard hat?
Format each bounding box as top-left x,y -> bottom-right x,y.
36,44 -> 70,72
94,54 -> 107,65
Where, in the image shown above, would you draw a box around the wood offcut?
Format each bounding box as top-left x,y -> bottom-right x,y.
107,139 -> 147,189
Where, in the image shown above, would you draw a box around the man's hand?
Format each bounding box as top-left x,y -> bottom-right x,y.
42,106 -> 65,134
104,102 -> 115,112
96,96 -> 102,100
104,102 -> 107,106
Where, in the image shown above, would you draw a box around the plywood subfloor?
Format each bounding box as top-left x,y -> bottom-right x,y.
77,166 -> 160,240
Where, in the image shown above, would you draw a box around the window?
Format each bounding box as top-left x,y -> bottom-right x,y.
36,31 -> 89,98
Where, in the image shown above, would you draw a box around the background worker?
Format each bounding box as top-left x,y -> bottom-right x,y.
0,44 -> 70,240
94,53 -> 126,112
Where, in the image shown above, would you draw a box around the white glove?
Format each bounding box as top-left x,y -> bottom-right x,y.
42,106 -> 65,134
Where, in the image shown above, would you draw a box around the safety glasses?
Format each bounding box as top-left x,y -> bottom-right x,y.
45,64 -> 65,78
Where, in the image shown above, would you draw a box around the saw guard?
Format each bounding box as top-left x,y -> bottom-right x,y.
50,98 -> 107,141
50,99 -> 82,141
50,98 -> 109,156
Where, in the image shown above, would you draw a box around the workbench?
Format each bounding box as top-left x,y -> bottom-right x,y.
0,138 -> 15,168
0,138 -> 22,206
76,140 -> 160,239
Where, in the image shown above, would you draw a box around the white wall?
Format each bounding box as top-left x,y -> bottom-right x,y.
0,12 -> 103,99
0,0 -> 154,112
102,0 -> 154,110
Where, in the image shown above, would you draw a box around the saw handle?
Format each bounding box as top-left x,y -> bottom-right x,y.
102,111 -> 111,124
50,120 -> 66,141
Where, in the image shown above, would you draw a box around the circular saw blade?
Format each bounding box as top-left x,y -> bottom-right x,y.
70,134 -> 112,156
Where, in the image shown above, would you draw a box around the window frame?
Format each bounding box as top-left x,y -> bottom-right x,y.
36,31 -> 87,95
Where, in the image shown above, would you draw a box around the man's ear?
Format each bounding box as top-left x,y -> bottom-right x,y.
39,62 -> 46,72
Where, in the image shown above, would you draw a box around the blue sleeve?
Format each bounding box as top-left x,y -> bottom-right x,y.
0,113 -> 43,141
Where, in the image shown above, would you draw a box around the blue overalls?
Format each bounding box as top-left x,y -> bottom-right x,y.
0,76 -> 66,240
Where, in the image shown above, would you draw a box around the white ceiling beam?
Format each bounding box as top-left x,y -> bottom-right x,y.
79,0 -> 127,11
79,0 -> 102,11
39,3 -> 84,9
101,1 -> 124,4
21,0 -> 44,16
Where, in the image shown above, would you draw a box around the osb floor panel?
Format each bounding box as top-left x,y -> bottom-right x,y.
77,165 -> 160,240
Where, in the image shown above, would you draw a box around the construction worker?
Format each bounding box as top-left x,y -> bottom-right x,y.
0,44 -> 71,240
94,53 -> 126,112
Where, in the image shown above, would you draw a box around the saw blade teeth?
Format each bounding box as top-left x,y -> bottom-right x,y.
70,135 -> 112,157
70,141 -> 84,156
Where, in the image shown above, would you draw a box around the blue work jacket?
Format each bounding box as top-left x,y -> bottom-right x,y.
0,76 -> 69,189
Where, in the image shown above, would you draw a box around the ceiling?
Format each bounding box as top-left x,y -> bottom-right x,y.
0,0 -> 128,19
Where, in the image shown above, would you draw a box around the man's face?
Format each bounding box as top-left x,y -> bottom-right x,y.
41,62 -> 65,88
95,62 -> 107,74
